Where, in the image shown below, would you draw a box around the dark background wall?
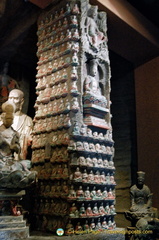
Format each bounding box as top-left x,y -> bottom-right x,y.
109,51 -> 137,227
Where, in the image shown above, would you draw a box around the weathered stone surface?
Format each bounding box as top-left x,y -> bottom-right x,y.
0,226 -> 29,240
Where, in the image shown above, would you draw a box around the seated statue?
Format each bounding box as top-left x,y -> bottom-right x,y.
0,102 -> 36,188
84,59 -> 103,98
125,171 -> 158,228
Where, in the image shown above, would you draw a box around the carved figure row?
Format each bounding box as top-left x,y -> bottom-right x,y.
32,130 -> 70,149
68,140 -> 114,155
70,167 -> 116,185
36,181 -> 115,200
65,217 -> 116,235
32,146 -> 69,164
36,180 -> 69,198
38,15 -> 79,42
35,82 -> 79,105
71,123 -> 113,143
68,185 -> 115,201
37,27 -> 79,52
34,198 -> 69,216
36,66 -> 78,92
35,215 -> 65,232
69,202 -> 116,218
33,114 -> 71,134
36,52 -> 79,78
70,155 -> 115,169
37,40 -> 79,64
38,3 -> 80,31
35,97 -> 79,119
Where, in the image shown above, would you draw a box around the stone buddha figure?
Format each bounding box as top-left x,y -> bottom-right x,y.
130,171 -> 153,215
7,89 -> 33,160
125,171 -> 158,228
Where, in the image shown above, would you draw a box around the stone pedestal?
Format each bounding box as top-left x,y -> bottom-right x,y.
0,190 -> 29,240
0,215 -> 29,240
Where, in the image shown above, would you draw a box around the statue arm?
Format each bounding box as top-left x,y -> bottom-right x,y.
130,186 -> 138,211
10,132 -> 21,155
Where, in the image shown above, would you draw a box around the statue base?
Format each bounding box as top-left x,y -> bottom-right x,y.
84,115 -> 109,129
83,104 -> 109,118
0,215 -> 29,240
0,190 -> 29,240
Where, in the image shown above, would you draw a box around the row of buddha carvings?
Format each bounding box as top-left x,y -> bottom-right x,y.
32,0 -> 114,234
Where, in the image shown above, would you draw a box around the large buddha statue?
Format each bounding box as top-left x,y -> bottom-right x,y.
0,101 -> 36,188
7,89 -> 33,160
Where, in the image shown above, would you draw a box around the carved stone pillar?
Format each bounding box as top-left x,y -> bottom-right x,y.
32,0 -> 115,234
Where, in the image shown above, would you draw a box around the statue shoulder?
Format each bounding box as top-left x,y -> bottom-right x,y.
143,184 -> 151,192
130,184 -> 137,192
21,114 -> 33,126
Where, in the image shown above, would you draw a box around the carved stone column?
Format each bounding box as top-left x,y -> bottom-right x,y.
32,0 -> 115,235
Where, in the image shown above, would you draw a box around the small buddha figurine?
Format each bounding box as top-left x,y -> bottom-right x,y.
49,185 -> 56,197
94,171 -> 100,184
110,174 -> 116,185
87,128 -> 92,137
102,217 -> 108,229
76,185 -> 84,200
78,156 -> 86,166
75,222 -> 82,234
71,66 -> 78,81
110,204 -> 116,215
68,185 -> 76,200
99,202 -> 106,216
96,218 -> 102,230
90,219 -> 96,231
83,141 -> 90,151
100,171 -> 106,184
97,157 -> 103,167
76,141 -> 84,151
72,52 -> 79,66
86,203 -> 93,217
79,203 -> 86,217
95,143 -> 102,153
82,169 -> 88,183
80,124 -> 87,136
65,220 -> 74,235
89,143 -> 95,152
103,159 -> 109,168
72,3 -> 80,14
73,167 -> 82,182
108,219 -> 114,230
86,156 -> 93,167
72,42 -> 79,53
87,170 -> 94,183
92,203 -> 99,216
83,220 -> 90,234
102,187 -> 108,199
109,159 -> 115,169
105,203 -> 110,215
108,188 -> 115,199
72,121 -> 80,135
96,189 -> 102,199
91,186 -> 97,200
84,186 -> 91,200
62,181 -> 69,196
92,157 -> 98,167
69,203 -> 79,218
71,97 -> 79,112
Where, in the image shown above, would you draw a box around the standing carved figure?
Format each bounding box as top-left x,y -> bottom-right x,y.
85,5 -> 107,49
